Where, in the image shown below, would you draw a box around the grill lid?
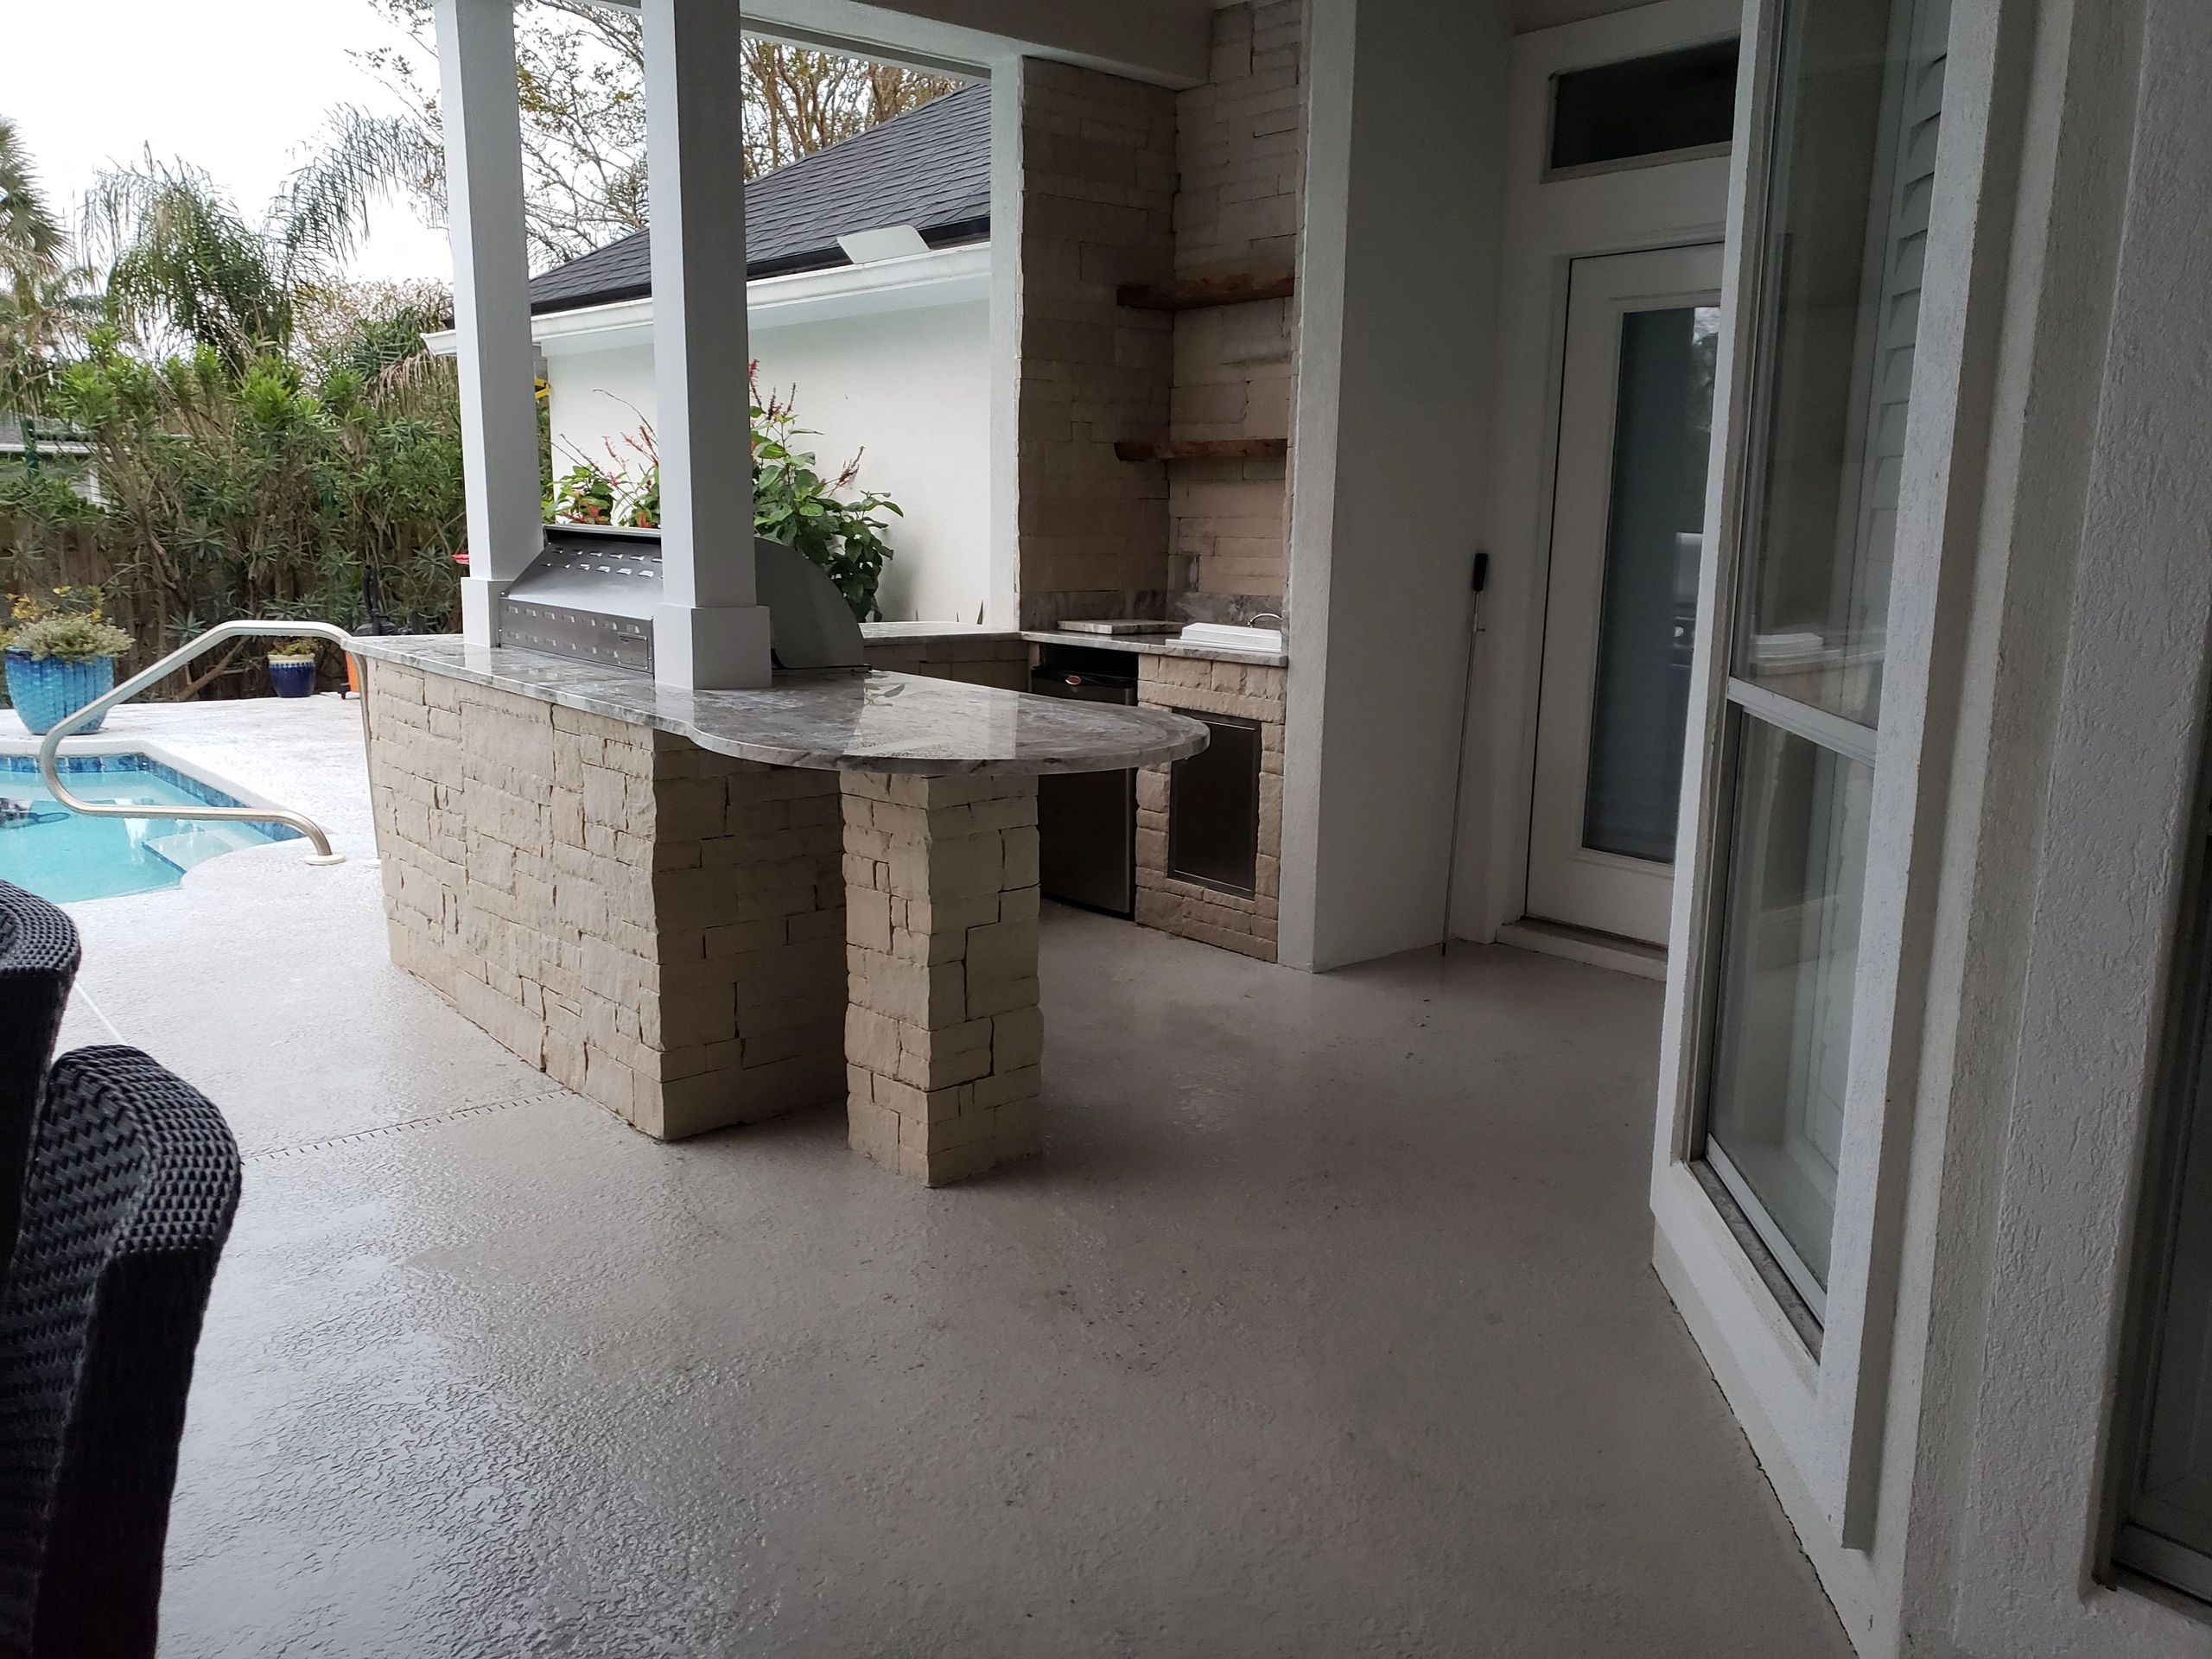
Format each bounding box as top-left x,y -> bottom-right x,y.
498,524 -> 867,672
499,525 -> 661,671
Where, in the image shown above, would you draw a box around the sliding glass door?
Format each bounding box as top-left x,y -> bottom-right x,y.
1694,0 -> 1951,1318
2114,756 -> 2212,1600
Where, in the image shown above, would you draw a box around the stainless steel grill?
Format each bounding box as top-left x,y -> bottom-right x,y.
496,523 -> 869,673
499,525 -> 663,671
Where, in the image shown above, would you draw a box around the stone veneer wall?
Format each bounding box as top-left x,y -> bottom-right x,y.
364,661 -> 847,1139
1167,0 -> 1304,624
1135,655 -> 1286,961
1014,60 -> 1179,630
861,634 -> 1031,691
842,772 -> 1044,1185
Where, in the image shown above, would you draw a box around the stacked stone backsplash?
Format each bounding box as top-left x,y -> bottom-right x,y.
1013,2 -> 1304,633
1014,60 -> 1178,630
1167,0 -> 1303,626
861,633 -> 1030,690
365,662 -> 848,1140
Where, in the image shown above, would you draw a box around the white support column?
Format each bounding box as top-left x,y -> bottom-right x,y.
643,0 -> 772,690
435,0 -> 543,646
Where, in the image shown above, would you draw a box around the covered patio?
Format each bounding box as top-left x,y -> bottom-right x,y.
54,702 -> 1841,1655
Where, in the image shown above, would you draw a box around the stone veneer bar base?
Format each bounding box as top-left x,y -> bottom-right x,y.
1135,655 -> 1286,961
841,772 -> 1045,1185
364,661 -> 847,1139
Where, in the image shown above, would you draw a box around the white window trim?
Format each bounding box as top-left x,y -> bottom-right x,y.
1945,0 -> 2212,1649
1650,0 -> 2010,1580
1453,0 -> 1738,946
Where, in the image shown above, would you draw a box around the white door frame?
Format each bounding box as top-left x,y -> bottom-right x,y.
1449,0 -> 1738,947
1525,243 -> 1723,945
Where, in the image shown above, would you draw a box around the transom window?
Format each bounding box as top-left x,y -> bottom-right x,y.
1548,38 -> 1740,175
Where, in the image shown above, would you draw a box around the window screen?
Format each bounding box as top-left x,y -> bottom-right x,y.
1549,39 -> 1740,174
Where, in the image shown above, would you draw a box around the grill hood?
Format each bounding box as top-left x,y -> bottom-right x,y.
499,524 -> 867,672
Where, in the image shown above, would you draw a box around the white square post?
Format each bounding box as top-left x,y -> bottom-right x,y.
643,0 -> 772,690
435,0 -> 543,645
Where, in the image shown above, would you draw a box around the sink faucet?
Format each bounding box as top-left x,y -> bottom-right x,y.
1249,613 -> 1284,629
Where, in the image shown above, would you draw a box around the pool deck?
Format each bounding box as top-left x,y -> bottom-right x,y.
10,692 -> 1849,1659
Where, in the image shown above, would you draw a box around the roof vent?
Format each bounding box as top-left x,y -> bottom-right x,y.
836,225 -> 931,265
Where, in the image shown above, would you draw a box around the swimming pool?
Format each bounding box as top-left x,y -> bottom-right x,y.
0,752 -> 301,903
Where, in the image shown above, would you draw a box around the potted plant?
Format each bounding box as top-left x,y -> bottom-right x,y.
267,639 -> 321,699
3,594 -> 133,736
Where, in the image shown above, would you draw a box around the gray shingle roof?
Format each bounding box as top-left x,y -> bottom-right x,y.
529,80 -> 989,315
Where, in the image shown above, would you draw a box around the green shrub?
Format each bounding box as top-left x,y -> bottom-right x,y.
1,323 -> 467,685
544,372 -> 901,622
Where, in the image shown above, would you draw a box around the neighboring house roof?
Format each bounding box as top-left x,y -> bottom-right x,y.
530,80 -> 990,316
0,416 -> 91,457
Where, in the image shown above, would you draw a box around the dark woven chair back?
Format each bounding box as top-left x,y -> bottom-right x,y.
0,1046 -> 241,1659
0,886 -> 80,1284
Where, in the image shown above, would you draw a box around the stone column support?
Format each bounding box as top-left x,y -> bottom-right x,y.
434,0 -> 543,643
841,772 -> 1045,1185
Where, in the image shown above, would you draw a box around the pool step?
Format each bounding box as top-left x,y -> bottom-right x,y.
144,823 -> 273,875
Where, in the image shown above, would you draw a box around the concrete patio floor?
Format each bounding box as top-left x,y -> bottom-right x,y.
39,695 -> 1847,1658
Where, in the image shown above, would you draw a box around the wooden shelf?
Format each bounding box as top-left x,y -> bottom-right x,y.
1114,437 -> 1290,463
1116,270 -> 1296,312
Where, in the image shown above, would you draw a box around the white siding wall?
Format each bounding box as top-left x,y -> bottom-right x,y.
543,298 -> 993,625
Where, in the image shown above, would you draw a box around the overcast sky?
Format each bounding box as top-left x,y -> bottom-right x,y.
10,0 -> 454,283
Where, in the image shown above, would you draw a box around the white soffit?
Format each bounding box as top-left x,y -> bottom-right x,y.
421,241 -> 992,359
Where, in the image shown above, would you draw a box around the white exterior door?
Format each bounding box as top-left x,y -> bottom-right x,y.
1525,243 -> 1724,944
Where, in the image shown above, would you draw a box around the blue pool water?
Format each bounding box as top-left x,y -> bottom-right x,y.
0,753 -> 300,903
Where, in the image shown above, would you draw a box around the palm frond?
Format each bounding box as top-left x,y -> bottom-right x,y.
84,153 -> 288,368
273,107 -> 443,289
0,117 -> 67,281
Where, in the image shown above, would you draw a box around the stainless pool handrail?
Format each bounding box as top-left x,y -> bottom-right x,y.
35,620 -> 353,865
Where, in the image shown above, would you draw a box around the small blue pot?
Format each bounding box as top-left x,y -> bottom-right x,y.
4,651 -> 115,736
269,658 -> 319,698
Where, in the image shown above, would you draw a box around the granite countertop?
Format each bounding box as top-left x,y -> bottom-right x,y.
351,637 -> 1208,777
1020,629 -> 1287,668
855,621 -> 1288,669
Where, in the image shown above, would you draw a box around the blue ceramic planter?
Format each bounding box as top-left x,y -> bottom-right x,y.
4,651 -> 115,736
269,658 -> 319,699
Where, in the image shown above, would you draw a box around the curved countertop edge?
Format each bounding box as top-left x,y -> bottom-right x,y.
348,636 -> 1211,777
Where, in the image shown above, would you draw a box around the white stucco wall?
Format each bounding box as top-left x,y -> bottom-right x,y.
543,296 -> 994,625
1278,0 -> 1514,971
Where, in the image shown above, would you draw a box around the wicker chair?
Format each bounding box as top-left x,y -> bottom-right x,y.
0,883 -> 81,1279
0,1046 -> 242,1658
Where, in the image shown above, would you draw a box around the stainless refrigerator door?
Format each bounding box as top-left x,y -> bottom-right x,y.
1034,674 -> 1137,916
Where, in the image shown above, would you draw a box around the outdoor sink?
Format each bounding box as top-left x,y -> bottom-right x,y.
1177,623 -> 1284,654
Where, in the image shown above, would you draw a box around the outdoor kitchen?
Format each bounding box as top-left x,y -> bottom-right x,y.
352,2 -> 1311,1182
353,525 -> 1210,1185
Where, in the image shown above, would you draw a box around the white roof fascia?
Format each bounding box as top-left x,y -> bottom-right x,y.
422,240 -> 990,359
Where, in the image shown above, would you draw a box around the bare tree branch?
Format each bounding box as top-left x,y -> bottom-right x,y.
351,2 -> 962,270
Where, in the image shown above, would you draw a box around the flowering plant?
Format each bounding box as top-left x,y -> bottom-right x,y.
3,590 -> 132,662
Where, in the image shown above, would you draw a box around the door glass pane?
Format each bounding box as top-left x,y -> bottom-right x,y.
1731,0 -> 1951,728
1583,305 -> 1720,862
2118,817 -> 2212,1596
1704,715 -> 1873,1298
